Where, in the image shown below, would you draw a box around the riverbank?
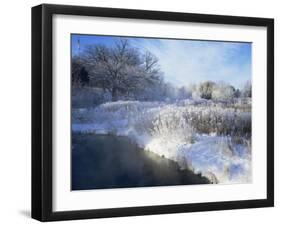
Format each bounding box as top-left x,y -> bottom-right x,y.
72,100 -> 252,184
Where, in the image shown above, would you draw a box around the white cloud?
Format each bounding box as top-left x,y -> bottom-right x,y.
133,38 -> 251,88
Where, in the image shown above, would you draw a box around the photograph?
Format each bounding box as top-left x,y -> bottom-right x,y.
71,34 -> 252,190
30,3 -> 274,221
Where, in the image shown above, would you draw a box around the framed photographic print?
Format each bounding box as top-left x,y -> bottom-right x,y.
32,4 -> 274,221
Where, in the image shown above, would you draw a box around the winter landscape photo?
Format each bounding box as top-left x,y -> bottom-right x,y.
71,34 -> 252,190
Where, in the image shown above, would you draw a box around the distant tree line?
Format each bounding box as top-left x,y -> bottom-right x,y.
190,80 -> 251,100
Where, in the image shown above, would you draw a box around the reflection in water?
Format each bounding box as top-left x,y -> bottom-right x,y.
72,134 -> 209,190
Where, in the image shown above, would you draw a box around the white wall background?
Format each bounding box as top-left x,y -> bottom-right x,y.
0,0 -> 279,225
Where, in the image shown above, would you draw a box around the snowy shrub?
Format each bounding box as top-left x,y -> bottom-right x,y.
181,105 -> 251,137
73,99 -> 251,138
149,106 -> 195,144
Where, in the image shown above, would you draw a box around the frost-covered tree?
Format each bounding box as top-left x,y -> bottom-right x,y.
81,39 -> 162,101
162,82 -> 178,101
72,56 -> 90,87
177,86 -> 192,100
212,82 -> 235,100
190,84 -> 200,99
234,88 -> 241,98
198,81 -> 216,99
241,81 -> 252,98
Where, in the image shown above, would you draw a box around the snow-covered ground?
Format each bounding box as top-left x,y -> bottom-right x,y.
72,99 -> 251,184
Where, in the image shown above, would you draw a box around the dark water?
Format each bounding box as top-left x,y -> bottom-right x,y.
72,134 -> 209,190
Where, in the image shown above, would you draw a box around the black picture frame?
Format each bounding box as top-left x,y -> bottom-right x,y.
32,3 -> 274,222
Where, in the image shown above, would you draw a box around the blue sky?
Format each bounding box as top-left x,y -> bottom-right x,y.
71,34 -> 251,89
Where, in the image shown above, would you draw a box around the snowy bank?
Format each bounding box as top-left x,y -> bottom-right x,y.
72,100 -> 251,184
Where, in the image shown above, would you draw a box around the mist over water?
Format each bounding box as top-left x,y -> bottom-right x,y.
72,134 -> 209,190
